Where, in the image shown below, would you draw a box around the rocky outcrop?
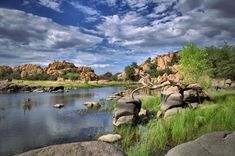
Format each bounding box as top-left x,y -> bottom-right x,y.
119,52 -> 180,81
113,97 -> 141,127
16,141 -> 127,156
166,131 -> 235,156
0,65 -> 13,75
152,52 -> 179,70
14,64 -> 44,79
45,60 -> 77,75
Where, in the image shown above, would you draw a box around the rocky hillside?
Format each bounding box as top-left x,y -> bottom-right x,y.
0,61 -> 98,81
118,52 -> 181,82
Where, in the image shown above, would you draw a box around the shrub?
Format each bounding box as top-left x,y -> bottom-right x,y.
179,43 -> 210,87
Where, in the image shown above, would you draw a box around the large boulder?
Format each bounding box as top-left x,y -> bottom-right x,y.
166,131 -> 235,156
113,97 -> 141,127
16,141 -> 126,156
160,92 -> 183,111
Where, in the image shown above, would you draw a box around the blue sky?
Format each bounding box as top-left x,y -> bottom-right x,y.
0,0 -> 234,74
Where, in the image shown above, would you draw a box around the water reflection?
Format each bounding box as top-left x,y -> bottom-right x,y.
0,87 -> 121,156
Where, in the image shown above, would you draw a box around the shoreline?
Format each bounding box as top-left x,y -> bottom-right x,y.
0,80 -> 137,93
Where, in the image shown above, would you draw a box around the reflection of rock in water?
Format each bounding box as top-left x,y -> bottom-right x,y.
79,127 -> 105,140
23,98 -> 32,112
0,107 -> 5,120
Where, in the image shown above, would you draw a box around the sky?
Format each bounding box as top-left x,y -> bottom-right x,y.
0,0 -> 234,74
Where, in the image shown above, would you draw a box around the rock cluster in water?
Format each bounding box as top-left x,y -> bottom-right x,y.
0,82 -> 64,93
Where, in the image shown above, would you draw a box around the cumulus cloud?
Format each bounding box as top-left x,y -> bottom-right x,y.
0,8 -> 102,66
97,0 -> 235,51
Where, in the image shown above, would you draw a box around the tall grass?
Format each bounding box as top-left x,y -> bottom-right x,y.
141,96 -> 161,112
115,89 -> 235,156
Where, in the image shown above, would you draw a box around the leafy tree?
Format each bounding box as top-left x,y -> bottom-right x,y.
149,63 -> 158,78
124,65 -> 135,80
179,43 -> 210,87
130,62 -> 138,68
205,43 -> 235,80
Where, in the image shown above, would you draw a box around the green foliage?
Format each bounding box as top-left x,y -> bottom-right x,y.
149,63 -> 158,78
179,43 -> 210,87
158,67 -> 173,76
64,73 -> 80,81
111,74 -> 118,81
125,65 -> 135,80
131,62 -> 138,68
205,43 -> 235,80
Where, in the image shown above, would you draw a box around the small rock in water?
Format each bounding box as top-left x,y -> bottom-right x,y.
84,102 -> 101,108
98,134 -> 122,143
53,104 -> 64,108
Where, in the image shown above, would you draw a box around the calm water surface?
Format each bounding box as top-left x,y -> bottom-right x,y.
0,87 -> 121,156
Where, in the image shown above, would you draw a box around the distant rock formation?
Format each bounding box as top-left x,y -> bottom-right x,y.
99,72 -> 113,81
0,65 -> 13,75
14,64 -> 44,78
0,61 -> 98,81
45,60 -> 77,75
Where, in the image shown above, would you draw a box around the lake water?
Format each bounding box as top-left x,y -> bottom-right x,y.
0,87 -> 122,156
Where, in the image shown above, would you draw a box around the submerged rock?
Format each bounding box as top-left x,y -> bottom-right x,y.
166,131 -> 235,156
98,134 -> 122,143
16,141 -> 127,156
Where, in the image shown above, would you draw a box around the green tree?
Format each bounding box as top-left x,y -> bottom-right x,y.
124,65 -> 135,80
205,43 -> 235,80
180,43 -> 210,87
64,73 -> 80,81
149,63 -> 158,78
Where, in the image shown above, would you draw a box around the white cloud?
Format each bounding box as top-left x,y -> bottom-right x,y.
70,1 -> 99,15
38,0 -> 62,12
90,64 -> 111,68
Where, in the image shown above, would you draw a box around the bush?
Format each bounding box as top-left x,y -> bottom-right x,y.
180,43 -> 210,87
64,73 -> 80,81
149,63 -> 158,78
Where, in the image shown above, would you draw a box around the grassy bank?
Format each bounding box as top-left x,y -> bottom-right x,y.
12,80 -> 137,90
115,89 -> 235,156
